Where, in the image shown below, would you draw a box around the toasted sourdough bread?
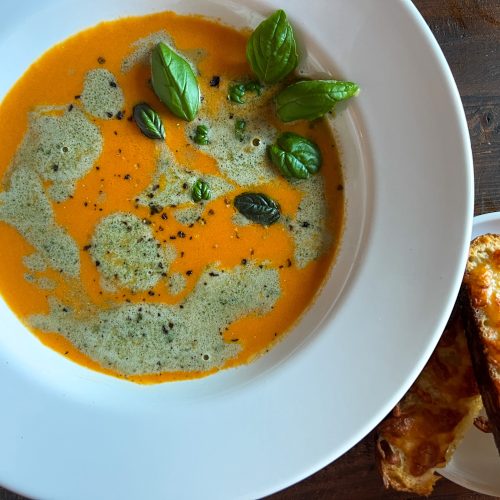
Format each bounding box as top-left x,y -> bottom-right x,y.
376,306 -> 482,495
461,233 -> 500,454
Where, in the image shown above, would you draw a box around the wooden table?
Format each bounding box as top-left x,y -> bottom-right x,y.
1,1 -> 499,499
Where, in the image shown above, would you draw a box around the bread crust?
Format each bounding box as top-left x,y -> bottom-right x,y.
461,233 -> 500,454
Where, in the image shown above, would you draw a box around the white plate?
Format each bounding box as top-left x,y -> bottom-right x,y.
0,1 -> 473,498
441,213 -> 500,497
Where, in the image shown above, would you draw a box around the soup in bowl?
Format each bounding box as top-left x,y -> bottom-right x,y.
0,5 -> 362,384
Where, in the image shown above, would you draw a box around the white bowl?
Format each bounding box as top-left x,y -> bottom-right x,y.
0,1 -> 473,498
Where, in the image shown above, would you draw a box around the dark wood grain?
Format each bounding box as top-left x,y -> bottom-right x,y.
417,0 -> 500,218
1,1 -> 499,499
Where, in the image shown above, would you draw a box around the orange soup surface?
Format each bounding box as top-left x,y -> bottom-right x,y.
0,11 -> 344,383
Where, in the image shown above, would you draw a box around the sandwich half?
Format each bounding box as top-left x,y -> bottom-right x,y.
376,306 -> 482,495
461,233 -> 500,454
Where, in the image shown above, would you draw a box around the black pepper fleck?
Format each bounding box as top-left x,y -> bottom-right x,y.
149,204 -> 162,216
209,75 -> 220,87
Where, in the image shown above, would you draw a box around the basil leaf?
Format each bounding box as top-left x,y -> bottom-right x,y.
235,119 -> 246,141
192,179 -> 211,202
151,42 -> 200,121
244,81 -> 263,95
234,193 -> 281,226
193,125 -> 209,145
276,80 -> 360,122
228,81 -> 263,104
228,83 -> 245,104
133,103 -> 165,140
268,132 -> 321,179
246,10 -> 298,84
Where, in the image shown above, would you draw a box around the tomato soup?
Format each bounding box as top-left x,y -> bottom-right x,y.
0,11 -> 344,383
